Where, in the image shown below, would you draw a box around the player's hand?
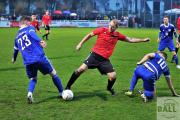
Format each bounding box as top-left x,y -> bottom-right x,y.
76,43 -> 82,51
137,62 -> 142,65
176,39 -> 180,47
144,38 -> 150,42
40,41 -> 46,48
11,58 -> 15,64
157,38 -> 160,43
173,93 -> 180,97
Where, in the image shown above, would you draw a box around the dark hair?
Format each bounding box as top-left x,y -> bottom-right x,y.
20,16 -> 31,22
159,51 -> 168,60
164,16 -> 169,19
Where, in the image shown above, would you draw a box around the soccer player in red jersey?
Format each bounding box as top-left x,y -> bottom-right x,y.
65,19 -> 150,95
42,10 -> 51,40
31,15 -> 41,34
175,17 -> 180,55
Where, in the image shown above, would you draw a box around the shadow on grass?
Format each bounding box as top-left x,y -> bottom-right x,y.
0,66 -> 24,72
34,96 -> 60,104
48,54 -> 80,60
73,90 -> 108,101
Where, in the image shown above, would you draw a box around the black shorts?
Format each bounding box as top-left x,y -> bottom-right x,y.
178,35 -> 180,42
84,52 -> 115,75
44,25 -> 50,30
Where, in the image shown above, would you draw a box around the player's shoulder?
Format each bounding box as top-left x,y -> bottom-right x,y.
154,52 -> 161,58
160,24 -> 164,27
28,25 -> 36,31
169,23 -> 175,28
95,27 -> 106,32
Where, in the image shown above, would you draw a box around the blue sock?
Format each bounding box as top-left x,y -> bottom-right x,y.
129,72 -> 138,91
28,79 -> 37,93
52,75 -> 63,93
173,55 -> 179,65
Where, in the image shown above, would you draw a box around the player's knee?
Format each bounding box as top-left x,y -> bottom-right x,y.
75,68 -> 85,75
76,67 -> 86,74
30,77 -> 37,80
50,69 -> 57,77
144,90 -> 154,99
108,72 -> 116,81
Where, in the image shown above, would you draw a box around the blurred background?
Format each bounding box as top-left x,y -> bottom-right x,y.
0,0 -> 180,28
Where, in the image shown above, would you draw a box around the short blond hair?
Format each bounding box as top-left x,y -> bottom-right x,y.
111,19 -> 119,28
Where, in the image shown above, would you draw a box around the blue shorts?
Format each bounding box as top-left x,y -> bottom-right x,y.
158,41 -> 175,52
25,56 -> 54,78
135,66 -> 156,91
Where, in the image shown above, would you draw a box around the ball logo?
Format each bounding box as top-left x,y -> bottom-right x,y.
157,97 -> 180,120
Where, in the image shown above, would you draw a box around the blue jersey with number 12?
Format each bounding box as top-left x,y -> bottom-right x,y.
145,53 -> 170,80
14,25 -> 45,65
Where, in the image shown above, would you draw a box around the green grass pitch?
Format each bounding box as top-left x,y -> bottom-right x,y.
0,28 -> 179,120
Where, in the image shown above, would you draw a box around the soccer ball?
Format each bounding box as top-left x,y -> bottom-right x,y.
62,90 -> 74,100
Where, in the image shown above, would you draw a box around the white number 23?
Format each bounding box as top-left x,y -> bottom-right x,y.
18,34 -> 31,51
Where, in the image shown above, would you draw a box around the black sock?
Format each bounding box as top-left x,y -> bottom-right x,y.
42,34 -> 47,39
107,79 -> 116,90
46,33 -> 49,40
175,47 -> 179,53
65,71 -> 81,89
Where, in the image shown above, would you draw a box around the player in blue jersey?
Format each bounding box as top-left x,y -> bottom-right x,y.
125,52 -> 179,102
157,16 -> 180,69
11,16 -> 64,103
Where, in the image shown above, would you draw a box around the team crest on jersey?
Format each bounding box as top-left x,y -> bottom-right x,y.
165,32 -> 168,36
168,29 -> 171,32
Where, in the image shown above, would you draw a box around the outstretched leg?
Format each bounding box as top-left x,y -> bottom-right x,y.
65,63 -> 88,89
125,66 -> 141,96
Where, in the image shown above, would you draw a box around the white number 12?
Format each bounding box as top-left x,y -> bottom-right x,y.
157,58 -> 167,69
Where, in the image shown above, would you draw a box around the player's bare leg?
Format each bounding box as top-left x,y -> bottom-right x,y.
65,63 -> 88,89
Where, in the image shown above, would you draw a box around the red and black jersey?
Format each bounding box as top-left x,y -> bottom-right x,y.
177,17 -> 180,34
92,27 -> 126,59
42,15 -> 51,25
31,20 -> 40,32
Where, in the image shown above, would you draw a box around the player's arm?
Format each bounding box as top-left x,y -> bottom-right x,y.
165,76 -> 179,97
157,26 -> 163,42
76,32 -> 95,51
136,53 -> 155,65
42,16 -> 45,26
157,31 -> 161,43
37,22 -> 42,34
123,37 -> 150,43
173,28 -> 180,46
29,28 -> 46,48
12,42 -> 19,64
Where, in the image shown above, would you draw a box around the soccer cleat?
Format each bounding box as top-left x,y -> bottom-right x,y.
140,93 -> 148,103
27,92 -> 34,104
107,89 -> 116,96
59,92 -> 62,98
125,91 -> 133,96
138,90 -> 143,94
176,65 -> 180,69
